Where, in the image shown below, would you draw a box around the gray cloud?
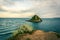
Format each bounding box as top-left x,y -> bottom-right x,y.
0,0 -> 60,18
0,6 -> 7,12
0,9 -> 7,12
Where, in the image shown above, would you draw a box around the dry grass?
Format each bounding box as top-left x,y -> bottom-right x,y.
8,30 -> 60,40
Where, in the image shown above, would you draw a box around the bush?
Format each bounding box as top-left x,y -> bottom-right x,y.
18,24 -> 34,34
55,33 -> 60,38
8,24 -> 34,40
12,24 -> 34,36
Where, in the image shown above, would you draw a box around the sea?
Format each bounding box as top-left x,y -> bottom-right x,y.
0,18 -> 60,40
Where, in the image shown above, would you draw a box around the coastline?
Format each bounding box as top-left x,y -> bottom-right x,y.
8,30 -> 60,40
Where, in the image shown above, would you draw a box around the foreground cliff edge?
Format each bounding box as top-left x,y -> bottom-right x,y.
27,15 -> 42,23
8,30 -> 60,40
8,25 -> 60,40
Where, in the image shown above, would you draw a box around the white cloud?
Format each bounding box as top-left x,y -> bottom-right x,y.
40,13 -> 56,18
0,0 -> 60,18
0,12 -> 35,18
0,0 -> 33,11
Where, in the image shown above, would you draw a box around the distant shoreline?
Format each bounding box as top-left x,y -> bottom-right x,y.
0,18 -> 60,19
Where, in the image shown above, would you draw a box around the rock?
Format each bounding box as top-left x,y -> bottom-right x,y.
27,15 -> 42,23
8,30 -> 60,40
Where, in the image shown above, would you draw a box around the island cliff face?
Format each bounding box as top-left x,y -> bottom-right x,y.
28,15 -> 42,22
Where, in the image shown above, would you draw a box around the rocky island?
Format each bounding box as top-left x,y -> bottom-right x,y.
27,15 -> 42,23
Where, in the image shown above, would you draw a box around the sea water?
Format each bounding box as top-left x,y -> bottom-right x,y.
0,18 -> 60,40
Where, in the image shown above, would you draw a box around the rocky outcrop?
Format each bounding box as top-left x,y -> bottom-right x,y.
8,30 -> 60,40
27,15 -> 42,22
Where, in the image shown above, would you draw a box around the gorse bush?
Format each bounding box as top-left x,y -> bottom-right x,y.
8,24 -> 34,40
12,24 -> 34,36
19,24 -> 33,33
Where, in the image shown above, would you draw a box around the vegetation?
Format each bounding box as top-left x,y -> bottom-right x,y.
19,24 -> 34,34
28,15 -> 42,22
8,24 -> 34,40
55,33 -> 60,38
8,24 -> 60,40
31,15 -> 41,20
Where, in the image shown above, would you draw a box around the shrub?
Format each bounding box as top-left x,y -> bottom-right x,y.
12,24 -> 34,36
55,33 -> 60,38
8,24 -> 34,40
18,24 -> 34,34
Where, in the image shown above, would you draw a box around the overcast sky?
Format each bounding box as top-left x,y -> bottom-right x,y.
0,0 -> 60,18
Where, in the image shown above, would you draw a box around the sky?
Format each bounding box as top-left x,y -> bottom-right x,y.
0,0 -> 60,18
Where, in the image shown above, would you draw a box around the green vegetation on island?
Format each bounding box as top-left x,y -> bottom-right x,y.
27,15 -> 42,22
